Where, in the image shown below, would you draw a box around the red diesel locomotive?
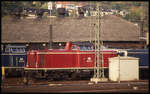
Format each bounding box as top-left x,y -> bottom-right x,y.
25,42 -> 118,80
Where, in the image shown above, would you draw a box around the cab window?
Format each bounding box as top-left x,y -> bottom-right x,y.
11,48 -> 25,53
12,48 -> 17,52
79,46 -> 93,51
5,48 -> 10,52
72,45 -> 77,50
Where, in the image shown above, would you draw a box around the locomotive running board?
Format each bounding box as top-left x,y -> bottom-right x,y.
24,67 -> 108,70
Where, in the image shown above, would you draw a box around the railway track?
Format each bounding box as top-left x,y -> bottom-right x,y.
2,85 -> 148,93
2,76 -> 148,85
1,77 -> 149,93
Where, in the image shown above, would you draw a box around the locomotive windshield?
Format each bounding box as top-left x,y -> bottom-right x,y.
4,45 -> 26,53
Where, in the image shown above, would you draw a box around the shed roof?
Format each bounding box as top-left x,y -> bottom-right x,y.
2,15 -> 140,43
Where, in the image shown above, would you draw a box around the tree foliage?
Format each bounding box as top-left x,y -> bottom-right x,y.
32,1 -> 41,8
128,6 -> 143,21
41,2 -> 48,9
2,1 -> 23,15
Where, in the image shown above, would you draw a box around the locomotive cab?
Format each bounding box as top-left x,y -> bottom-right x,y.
1,45 -> 27,77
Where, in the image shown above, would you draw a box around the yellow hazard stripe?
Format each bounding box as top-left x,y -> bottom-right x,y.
2,66 -> 5,76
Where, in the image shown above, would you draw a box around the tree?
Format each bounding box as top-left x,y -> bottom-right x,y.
2,1 -> 32,16
41,2 -> 47,9
128,5 -> 145,22
32,1 -> 41,8
142,2 -> 149,32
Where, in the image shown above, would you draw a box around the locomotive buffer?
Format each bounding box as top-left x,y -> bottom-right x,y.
90,2 -> 108,83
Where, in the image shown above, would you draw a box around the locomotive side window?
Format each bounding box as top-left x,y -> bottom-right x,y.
72,42 -> 94,51
72,45 -> 77,50
12,48 -> 17,52
5,47 -> 10,52
87,46 -> 93,50
79,46 -> 93,51
18,48 -> 25,53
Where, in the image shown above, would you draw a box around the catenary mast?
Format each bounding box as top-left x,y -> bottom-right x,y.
90,1 -> 107,83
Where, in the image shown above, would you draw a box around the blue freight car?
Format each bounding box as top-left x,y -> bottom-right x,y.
1,45 -> 27,76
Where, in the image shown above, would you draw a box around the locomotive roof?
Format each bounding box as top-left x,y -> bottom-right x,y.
2,15 -> 140,43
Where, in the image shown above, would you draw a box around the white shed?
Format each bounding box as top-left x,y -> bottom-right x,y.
109,56 -> 139,81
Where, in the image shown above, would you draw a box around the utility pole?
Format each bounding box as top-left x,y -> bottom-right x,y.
140,2 -> 146,48
49,24 -> 52,49
90,1 -> 107,84
48,1 -> 53,49
89,1 -> 92,43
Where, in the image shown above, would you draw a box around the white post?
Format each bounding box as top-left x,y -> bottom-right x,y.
48,2 -> 53,17
118,50 -> 120,83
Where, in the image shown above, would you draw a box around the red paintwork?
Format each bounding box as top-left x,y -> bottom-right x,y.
26,43 -> 117,69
